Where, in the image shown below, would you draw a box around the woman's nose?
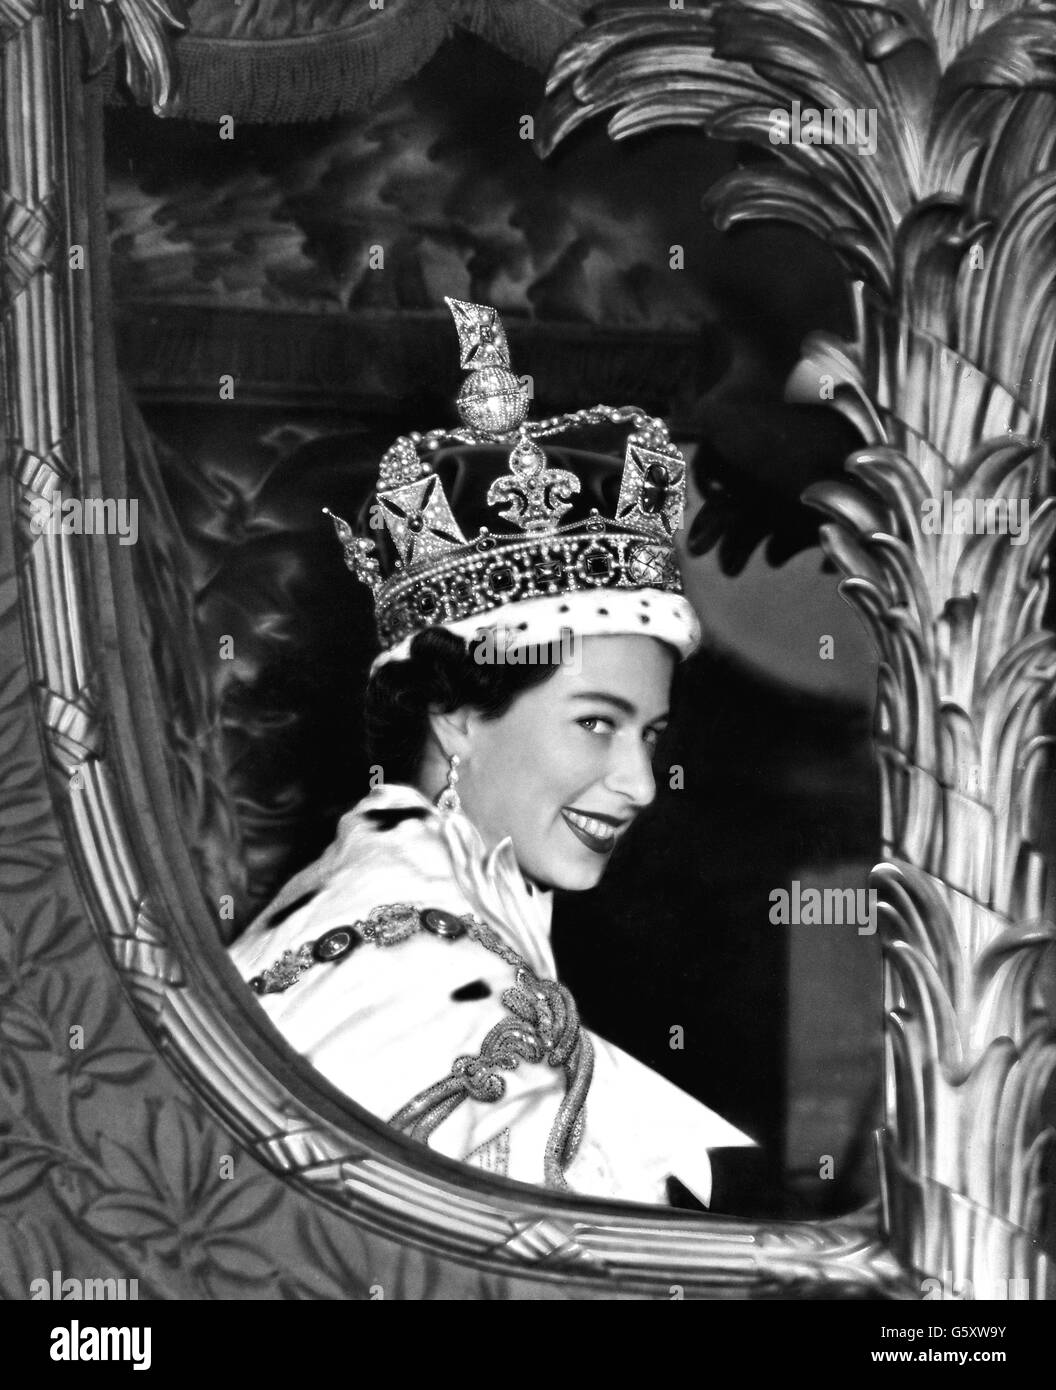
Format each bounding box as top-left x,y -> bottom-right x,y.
604,734 -> 657,809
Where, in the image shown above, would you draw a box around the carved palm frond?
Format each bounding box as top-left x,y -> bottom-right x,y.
542,3 -> 1056,306
917,0 -> 1027,69
544,0 -> 1056,1292
78,0 -> 188,112
541,1 -> 940,291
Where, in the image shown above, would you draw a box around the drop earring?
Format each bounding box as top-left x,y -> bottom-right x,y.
436,753 -> 462,813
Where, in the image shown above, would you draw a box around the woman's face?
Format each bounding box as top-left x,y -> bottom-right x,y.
444,634 -> 676,892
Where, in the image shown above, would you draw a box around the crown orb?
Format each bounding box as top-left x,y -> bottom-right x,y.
456,367 -> 529,434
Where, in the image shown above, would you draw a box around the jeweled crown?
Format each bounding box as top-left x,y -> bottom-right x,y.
326,298 -> 689,656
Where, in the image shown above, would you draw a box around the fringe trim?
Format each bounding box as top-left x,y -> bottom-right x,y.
106,8 -> 454,124
456,0 -> 587,74
104,1 -> 592,124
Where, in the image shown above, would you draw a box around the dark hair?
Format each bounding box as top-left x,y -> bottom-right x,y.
363,627 -> 564,786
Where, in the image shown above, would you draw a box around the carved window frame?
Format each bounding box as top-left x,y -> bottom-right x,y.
4,3 -> 1051,1300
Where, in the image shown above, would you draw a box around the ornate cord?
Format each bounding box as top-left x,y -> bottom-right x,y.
387,916 -> 595,1190
248,902 -> 596,1189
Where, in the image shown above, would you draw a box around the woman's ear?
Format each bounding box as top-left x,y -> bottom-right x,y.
426,705 -> 472,759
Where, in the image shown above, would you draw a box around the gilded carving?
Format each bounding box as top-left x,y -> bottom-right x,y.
542,0 -> 1056,1297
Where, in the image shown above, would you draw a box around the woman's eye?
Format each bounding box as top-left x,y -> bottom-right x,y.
578,716 -> 615,735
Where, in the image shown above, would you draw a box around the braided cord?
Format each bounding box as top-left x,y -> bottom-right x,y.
387,916 -> 595,1189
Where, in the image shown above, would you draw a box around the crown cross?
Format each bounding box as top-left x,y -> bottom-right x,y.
379,475 -> 467,567
446,296 -> 512,370
615,441 -> 686,538
487,435 -> 580,532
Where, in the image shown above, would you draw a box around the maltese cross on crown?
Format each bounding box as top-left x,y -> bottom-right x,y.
447,297 -> 512,371
377,475 -> 467,566
615,441 -> 686,538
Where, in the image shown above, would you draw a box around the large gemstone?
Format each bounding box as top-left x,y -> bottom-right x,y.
627,542 -> 668,585
582,548 -> 612,578
534,560 -> 563,583
641,462 -> 670,514
416,589 -> 439,616
509,438 -> 546,473
489,565 -> 516,593
312,928 -> 358,963
421,908 -> 467,940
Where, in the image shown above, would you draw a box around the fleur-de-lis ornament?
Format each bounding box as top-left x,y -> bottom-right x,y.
486,433 -> 580,532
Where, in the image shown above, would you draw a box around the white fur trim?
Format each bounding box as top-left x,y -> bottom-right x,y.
369,587 -> 701,674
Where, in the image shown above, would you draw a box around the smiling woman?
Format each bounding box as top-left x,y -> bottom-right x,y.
228,299 -> 751,1202
414,631 -> 673,892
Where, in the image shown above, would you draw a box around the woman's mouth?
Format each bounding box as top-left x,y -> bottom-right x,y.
560,807 -> 622,855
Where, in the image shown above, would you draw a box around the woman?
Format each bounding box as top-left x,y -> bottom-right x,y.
230,298 -> 750,1204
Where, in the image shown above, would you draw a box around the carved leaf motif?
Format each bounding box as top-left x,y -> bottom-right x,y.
542,1 -> 1056,326
923,0 -> 1051,72
284,1207 -> 373,1300
78,0 -> 189,111
147,1096 -> 196,1202
541,1 -> 944,292
17,897 -> 85,971
78,1049 -> 155,1083
95,1133 -> 164,1199
456,0 -> 594,71
543,0 -> 1056,1287
0,1002 -> 51,1052
200,1238 -> 277,1282
83,1193 -> 174,1242
0,1216 -> 64,1298
0,1148 -> 60,1202
204,1173 -> 284,1232
73,1100 -> 287,1288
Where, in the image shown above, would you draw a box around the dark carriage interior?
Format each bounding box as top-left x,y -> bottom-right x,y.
107,22 -> 882,1219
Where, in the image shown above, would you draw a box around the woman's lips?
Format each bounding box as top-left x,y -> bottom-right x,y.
560,807 -> 618,855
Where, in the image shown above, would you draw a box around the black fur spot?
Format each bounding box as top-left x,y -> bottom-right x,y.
266,891 -> 318,929
363,807 -> 431,832
451,980 -> 492,1002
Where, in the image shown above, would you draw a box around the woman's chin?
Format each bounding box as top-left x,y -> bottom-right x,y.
535,855 -> 609,893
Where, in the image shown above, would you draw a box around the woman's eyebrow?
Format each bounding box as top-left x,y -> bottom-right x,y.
570,692 -> 670,723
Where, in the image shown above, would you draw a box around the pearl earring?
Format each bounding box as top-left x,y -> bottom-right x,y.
436,753 -> 462,813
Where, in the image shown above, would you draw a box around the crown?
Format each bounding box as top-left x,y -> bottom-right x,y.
325,298 -> 694,665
